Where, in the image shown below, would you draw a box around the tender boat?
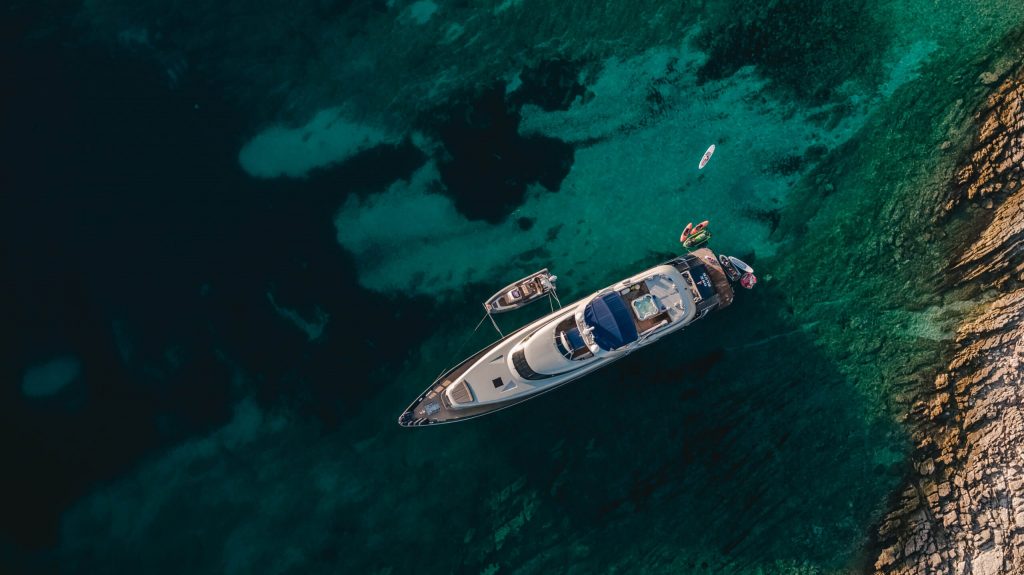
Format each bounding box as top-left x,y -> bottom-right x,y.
398,248 -> 754,427
484,268 -> 558,313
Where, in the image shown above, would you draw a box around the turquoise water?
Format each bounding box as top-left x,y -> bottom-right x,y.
6,0 -> 1024,573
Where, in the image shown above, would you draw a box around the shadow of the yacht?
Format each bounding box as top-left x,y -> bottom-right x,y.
463,280 -> 905,572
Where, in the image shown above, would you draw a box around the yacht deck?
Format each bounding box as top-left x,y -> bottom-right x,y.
620,281 -> 671,333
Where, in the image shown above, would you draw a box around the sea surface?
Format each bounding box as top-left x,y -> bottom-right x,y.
4,1 -> 1023,573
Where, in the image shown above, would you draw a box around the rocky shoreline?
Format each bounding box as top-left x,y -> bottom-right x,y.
871,68 -> 1024,575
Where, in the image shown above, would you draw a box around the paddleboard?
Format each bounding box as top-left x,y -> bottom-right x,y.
698,144 -> 715,169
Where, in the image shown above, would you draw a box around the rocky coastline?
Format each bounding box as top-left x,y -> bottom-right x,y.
871,67 -> 1024,575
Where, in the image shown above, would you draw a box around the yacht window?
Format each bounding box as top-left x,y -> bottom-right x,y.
492,377 -> 503,388
511,349 -> 553,380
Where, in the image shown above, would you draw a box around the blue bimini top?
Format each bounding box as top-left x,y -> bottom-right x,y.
565,327 -> 586,350
583,292 -> 639,350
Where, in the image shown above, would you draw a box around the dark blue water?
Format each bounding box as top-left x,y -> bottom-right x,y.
3,2 -> 431,553
5,1 -> 1023,573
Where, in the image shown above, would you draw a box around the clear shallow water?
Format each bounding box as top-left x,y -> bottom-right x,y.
5,0 -> 1024,573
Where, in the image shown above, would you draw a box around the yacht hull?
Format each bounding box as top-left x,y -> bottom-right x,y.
397,250 -> 740,427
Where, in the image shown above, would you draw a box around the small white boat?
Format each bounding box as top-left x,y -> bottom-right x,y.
698,144 -> 716,169
483,269 -> 558,313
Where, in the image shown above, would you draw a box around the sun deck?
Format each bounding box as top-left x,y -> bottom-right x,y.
399,339 -> 505,426
621,281 -> 671,333
398,333 -> 585,426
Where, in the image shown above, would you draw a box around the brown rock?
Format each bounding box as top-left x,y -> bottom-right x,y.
876,545 -> 900,569
947,66 -> 1024,223
872,67 -> 1024,575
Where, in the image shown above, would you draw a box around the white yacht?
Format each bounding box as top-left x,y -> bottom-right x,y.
398,248 -> 755,427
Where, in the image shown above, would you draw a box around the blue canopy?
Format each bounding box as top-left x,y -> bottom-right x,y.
583,292 -> 639,350
566,327 -> 585,350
